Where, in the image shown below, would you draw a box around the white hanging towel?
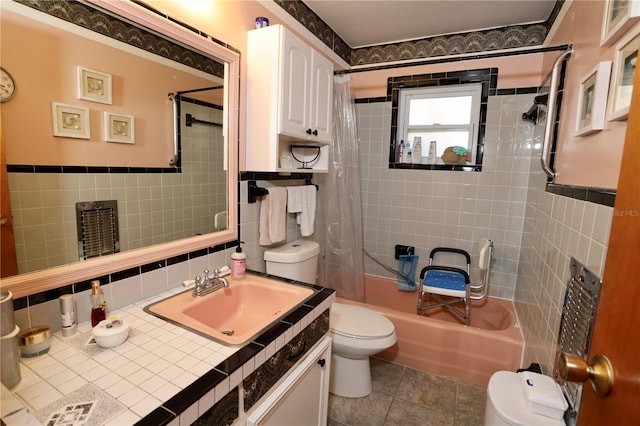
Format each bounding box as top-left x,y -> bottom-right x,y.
259,187 -> 287,246
286,185 -> 316,236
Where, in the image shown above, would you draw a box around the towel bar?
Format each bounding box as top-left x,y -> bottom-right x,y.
247,179 -> 318,203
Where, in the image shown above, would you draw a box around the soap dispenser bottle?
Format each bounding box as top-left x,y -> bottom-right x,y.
90,280 -> 108,326
231,242 -> 246,280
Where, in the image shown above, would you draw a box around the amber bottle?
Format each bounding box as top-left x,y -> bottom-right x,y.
90,280 -> 107,327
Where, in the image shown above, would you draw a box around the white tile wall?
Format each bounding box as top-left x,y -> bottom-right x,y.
356,94 -> 537,298
8,103 -> 226,274
514,123 -> 613,373
240,180 -> 311,273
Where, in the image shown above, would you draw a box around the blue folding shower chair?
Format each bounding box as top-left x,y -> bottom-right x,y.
417,247 -> 472,325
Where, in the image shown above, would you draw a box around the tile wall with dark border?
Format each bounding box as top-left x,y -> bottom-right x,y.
385,67 -> 498,172
355,87 -> 616,208
11,241 -> 238,312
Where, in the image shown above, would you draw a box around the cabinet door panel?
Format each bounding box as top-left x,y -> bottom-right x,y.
255,361 -> 323,425
247,336 -> 331,426
282,34 -> 311,136
310,52 -> 334,143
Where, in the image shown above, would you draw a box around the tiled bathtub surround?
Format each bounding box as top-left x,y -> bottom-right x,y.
514,135 -> 613,373
356,93 -> 537,298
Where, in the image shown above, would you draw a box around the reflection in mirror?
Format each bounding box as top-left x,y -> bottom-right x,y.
0,0 -> 238,293
172,87 -> 228,233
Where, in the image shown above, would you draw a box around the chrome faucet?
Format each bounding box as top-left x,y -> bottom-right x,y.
192,268 -> 229,297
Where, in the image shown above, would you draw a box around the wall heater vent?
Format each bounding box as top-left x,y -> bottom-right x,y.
555,257 -> 602,424
76,200 -> 120,260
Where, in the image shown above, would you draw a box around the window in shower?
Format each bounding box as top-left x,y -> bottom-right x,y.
388,68 -> 496,171
397,84 -> 482,164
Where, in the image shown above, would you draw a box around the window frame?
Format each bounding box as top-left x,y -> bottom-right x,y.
388,68 -> 497,171
397,84 -> 483,163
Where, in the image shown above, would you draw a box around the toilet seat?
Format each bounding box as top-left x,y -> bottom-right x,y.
330,303 -> 395,340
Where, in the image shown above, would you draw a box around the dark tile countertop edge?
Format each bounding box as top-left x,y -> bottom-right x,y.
137,271 -> 335,425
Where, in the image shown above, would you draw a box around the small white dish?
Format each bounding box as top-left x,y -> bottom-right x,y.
92,317 -> 129,348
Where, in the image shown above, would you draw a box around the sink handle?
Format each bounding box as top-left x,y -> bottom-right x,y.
203,269 -> 211,281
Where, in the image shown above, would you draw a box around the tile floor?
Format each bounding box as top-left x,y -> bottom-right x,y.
328,358 -> 487,426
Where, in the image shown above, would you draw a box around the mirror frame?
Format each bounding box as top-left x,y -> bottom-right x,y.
0,0 -> 239,298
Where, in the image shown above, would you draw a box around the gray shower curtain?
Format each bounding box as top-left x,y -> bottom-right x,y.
318,74 -> 365,302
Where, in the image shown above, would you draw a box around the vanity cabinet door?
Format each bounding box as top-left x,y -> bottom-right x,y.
247,336 -> 332,426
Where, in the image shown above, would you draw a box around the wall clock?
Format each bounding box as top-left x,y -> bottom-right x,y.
1,67 -> 16,102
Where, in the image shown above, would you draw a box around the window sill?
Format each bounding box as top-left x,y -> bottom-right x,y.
388,163 -> 482,172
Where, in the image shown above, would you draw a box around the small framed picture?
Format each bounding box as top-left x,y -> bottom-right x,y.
608,28 -> 640,121
601,0 -> 640,46
77,66 -> 112,104
104,112 -> 135,144
51,102 -> 90,139
575,61 -> 611,136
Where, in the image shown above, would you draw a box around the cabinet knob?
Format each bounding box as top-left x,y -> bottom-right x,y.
306,128 -> 312,135
312,129 -> 318,136
317,358 -> 326,367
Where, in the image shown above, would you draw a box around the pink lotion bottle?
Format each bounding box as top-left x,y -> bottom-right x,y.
231,243 -> 246,279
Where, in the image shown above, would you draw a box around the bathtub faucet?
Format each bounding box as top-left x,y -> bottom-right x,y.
192,268 -> 229,297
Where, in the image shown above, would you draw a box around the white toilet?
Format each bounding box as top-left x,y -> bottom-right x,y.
485,371 -> 566,426
264,239 -> 320,284
263,240 -> 397,398
329,302 -> 397,398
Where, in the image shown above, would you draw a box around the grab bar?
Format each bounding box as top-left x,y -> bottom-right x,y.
541,48 -> 572,180
168,92 -> 179,167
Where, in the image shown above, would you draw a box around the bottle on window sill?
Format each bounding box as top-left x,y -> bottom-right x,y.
412,137 -> 422,164
428,141 -> 437,164
397,140 -> 405,163
403,142 -> 412,163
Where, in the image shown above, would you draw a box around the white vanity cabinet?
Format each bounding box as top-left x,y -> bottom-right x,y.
246,25 -> 333,173
246,336 -> 332,425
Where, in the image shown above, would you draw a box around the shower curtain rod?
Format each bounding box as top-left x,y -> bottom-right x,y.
334,44 -> 571,75
176,85 -> 224,95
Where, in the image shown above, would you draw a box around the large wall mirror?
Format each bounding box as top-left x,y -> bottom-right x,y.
0,0 -> 239,297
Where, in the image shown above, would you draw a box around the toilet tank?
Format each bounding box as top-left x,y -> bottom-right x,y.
264,240 -> 320,284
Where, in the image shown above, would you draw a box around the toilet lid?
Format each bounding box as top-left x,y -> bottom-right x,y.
330,303 -> 395,339
487,371 -> 565,426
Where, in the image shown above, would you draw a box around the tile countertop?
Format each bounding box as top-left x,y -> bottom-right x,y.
1,275 -> 335,426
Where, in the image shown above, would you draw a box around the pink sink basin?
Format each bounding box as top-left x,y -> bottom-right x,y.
145,275 -> 314,346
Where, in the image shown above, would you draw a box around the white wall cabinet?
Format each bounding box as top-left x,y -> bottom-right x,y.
246,336 -> 332,426
246,25 -> 333,173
